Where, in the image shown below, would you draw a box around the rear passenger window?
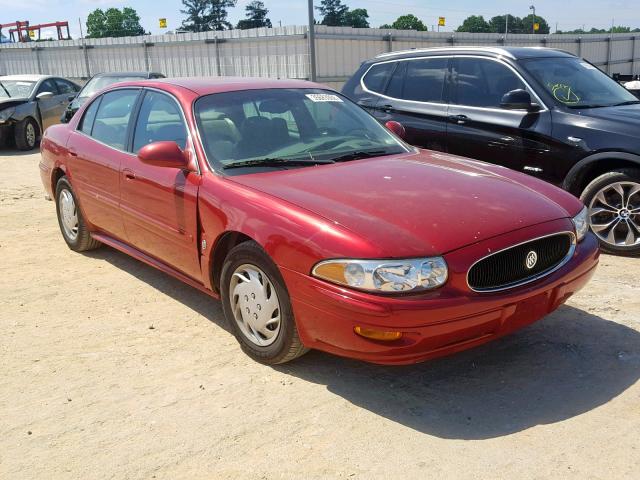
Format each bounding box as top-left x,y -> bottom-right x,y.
362,62 -> 395,94
133,91 -> 187,153
91,89 -> 139,150
452,58 -> 526,108
79,97 -> 101,135
402,58 -> 448,103
55,79 -> 77,94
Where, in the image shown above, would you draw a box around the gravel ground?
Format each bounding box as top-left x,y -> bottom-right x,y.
1,150 -> 639,480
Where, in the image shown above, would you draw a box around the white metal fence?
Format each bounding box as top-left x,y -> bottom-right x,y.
1,25 -> 639,89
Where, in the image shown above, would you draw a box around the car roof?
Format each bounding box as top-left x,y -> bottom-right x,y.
374,46 -> 576,62
0,74 -> 51,82
115,76 -> 330,95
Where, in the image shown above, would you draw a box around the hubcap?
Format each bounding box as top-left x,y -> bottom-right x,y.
229,264 -> 281,347
59,189 -> 79,240
26,123 -> 36,147
588,181 -> 640,248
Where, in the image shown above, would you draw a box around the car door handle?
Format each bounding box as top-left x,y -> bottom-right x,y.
448,114 -> 468,125
123,169 -> 136,180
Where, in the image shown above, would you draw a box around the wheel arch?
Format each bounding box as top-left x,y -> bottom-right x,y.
562,152 -> 640,196
209,230 -> 255,294
52,165 -> 68,194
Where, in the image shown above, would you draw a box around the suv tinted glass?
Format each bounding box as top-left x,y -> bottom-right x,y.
362,62 -> 395,94
452,58 -> 526,108
133,91 -> 187,153
402,58 -> 448,102
91,89 -> 139,150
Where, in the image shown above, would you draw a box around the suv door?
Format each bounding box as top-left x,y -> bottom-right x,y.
369,57 -> 450,152
67,88 -> 141,241
35,79 -> 61,131
446,57 -> 555,179
120,89 -> 201,279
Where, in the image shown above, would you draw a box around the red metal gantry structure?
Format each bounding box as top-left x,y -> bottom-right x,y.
0,20 -> 70,42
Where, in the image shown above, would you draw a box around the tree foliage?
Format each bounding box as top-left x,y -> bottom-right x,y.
316,0 -> 369,28
344,8 -> 369,28
456,15 -> 490,33
181,0 -> 236,32
380,14 -> 427,31
237,0 -> 272,29
521,14 -> 550,34
86,7 -> 145,38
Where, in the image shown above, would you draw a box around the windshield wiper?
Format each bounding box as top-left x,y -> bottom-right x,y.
611,100 -> 640,107
328,149 -> 392,162
0,81 -> 10,97
222,157 -> 335,170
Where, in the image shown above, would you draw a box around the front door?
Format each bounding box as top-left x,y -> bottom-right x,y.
446,57 -> 555,178
120,89 -> 201,280
35,79 -> 61,131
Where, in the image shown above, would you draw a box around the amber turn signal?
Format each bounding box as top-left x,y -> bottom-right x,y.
354,326 -> 402,341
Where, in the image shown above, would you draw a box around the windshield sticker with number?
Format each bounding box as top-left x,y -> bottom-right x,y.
305,93 -> 343,103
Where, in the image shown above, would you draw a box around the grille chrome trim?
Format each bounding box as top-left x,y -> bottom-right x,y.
466,231 -> 576,293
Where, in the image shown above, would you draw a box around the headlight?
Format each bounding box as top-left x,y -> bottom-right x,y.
312,257 -> 448,293
572,206 -> 589,242
0,107 -> 15,123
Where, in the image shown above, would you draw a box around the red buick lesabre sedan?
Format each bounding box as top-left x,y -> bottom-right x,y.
39,78 -> 599,365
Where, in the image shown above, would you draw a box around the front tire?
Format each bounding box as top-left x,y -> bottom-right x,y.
581,169 -> 640,256
14,118 -> 39,151
55,177 -> 101,252
220,241 -> 308,364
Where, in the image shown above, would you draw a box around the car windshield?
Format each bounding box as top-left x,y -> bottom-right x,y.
79,75 -> 144,99
0,80 -> 36,98
194,88 -> 408,171
521,57 -> 639,108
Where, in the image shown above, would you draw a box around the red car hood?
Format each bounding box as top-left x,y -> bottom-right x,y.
230,150 -> 580,256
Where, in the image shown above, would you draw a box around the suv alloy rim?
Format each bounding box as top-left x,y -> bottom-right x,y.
588,181 -> 640,247
229,264 -> 282,347
59,189 -> 79,240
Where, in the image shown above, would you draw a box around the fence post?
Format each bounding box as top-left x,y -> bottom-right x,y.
632,35 -> 638,77
33,47 -> 42,74
214,36 -> 222,76
606,35 -> 613,74
307,3 -> 317,82
386,33 -> 393,53
143,40 -> 150,73
81,43 -> 91,78
577,37 -> 582,58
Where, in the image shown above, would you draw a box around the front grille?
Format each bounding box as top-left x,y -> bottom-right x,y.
467,233 -> 574,292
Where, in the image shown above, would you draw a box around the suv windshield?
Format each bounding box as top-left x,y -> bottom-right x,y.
0,80 -> 36,98
521,57 -> 639,108
194,88 -> 408,171
79,75 -> 144,99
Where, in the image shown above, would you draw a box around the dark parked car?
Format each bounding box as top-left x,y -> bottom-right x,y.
343,47 -> 640,255
60,71 -> 165,123
0,74 -> 80,150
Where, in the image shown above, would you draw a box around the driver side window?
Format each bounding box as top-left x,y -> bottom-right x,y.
37,79 -> 58,96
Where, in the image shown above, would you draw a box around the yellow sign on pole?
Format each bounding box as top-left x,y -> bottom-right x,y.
438,17 -> 446,27
159,18 -> 167,29
28,30 -> 35,39
533,22 -> 540,31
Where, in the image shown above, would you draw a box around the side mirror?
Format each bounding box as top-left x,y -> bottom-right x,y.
500,89 -> 540,112
67,94 -> 76,102
36,91 -> 54,100
138,141 -> 189,169
385,120 -> 406,140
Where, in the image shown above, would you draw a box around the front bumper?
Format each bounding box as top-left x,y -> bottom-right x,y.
282,221 -> 600,365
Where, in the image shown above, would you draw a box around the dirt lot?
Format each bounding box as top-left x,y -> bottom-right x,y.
1,150 -> 639,480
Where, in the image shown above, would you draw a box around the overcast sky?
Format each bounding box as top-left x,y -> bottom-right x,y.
1,0 -> 639,38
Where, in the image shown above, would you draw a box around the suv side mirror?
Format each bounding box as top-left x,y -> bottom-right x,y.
500,89 -> 540,112
385,120 -> 406,140
36,91 -> 54,100
138,141 -> 189,169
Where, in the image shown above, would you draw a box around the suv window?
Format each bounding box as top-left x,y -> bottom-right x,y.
37,79 -> 58,96
363,62 -> 395,94
91,89 -> 139,150
133,91 -> 187,153
79,97 -> 101,135
402,58 -> 448,103
452,58 -> 526,108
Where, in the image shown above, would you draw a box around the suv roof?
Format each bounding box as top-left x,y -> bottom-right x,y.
375,46 -> 576,61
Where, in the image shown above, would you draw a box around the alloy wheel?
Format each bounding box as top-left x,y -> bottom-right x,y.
588,181 -> 640,248
229,264 -> 282,347
26,122 -> 36,148
59,189 -> 79,241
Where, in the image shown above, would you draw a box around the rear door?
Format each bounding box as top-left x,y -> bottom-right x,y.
369,57 -> 450,152
119,89 -> 201,279
446,57 -> 554,176
67,88 -> 141,241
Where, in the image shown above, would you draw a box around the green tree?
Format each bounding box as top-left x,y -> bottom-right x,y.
87,7 -> 145,38
316,0 -> 349,27
344,8 -> 369,28
209,0 -> 237,30
384,14 -> 427,31
521,13 -> 550,34
611,26 -> 631,33
181,0 -> 236,31
488,14 -> 523,33
237,0 -> 272,29
456,15 -> 491,33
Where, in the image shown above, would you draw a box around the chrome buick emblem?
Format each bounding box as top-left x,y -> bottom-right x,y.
525,251 -> 538,269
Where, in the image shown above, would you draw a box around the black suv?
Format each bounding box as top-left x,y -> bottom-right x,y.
342,47 -> 640,255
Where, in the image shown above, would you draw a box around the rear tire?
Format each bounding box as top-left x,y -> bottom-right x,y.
55,177 -> 101,252
14,118 -> 39,151
580,168 -> 640,256
220,241 -> 308,364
